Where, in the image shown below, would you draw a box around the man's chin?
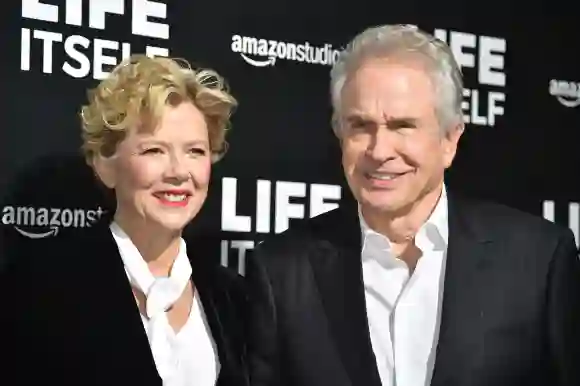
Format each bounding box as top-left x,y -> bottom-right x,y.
364,202 -> 400,214
358,191 -> 409,216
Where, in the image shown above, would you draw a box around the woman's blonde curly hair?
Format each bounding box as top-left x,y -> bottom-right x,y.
80,54 -> 237,163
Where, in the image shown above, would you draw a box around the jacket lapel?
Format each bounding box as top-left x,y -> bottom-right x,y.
309,193 -> 500,386
430,193 -> 497,386
79,220 -> 162,384
189,238 -> 248,386
86,225 -> 248,386
309,204 -> 382,386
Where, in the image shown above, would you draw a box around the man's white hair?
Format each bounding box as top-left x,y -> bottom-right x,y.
330,24 -> 464,134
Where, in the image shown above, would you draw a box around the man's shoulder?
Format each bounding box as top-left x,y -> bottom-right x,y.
252,206 -> 355,263
457,195 -> 572,244
264,204 -> 353,241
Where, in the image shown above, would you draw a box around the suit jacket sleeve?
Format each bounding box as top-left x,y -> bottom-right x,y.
246,245 -> 282,386
547,228 -> 580,386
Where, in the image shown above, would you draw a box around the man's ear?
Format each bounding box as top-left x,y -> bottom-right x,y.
442,123 -> 464,168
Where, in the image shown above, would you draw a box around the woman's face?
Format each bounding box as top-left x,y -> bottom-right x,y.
96,101 -> 212,233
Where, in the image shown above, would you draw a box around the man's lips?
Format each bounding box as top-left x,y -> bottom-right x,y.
362,170 -> 412,188
364,171 -> 411,180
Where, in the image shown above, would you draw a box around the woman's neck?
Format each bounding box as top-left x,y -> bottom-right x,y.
113,216 -> 182,277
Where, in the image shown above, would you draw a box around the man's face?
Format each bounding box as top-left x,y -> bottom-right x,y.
338,57 -> 463,217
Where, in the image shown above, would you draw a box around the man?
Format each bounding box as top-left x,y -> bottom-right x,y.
246,24 -> 580,386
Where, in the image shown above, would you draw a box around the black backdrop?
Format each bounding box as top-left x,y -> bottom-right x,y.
1,0 -> 579,274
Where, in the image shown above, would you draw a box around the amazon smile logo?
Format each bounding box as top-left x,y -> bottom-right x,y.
549,79 -> 580,108
230,34 -> 341,67
1,205 -> 105,238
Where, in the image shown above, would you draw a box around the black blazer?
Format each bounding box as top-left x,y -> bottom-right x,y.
0,219 -> 249,386
246,192 -> 580,386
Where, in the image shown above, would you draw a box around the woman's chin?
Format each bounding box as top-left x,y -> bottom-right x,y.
138,213 -> 193,234
156,219 -> 191,233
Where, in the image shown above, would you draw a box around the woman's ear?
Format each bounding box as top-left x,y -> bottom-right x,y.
92,154 -> 117,189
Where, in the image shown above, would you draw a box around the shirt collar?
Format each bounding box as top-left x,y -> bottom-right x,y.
359,184 -> 449,256
109,221 -> 191,288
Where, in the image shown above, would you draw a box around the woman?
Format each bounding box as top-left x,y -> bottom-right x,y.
0,55 -> 248,386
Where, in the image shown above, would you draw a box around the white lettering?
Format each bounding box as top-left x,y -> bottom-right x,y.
435,29 -> 506,84
221,178 -> 343,234
461,88 -> 505,127
221,177 -> 251,232
231,35 -> 340,67
220,239 -> 255,275
543,200 -> 555,222
436,30 -> 476,72
220,240 -> 229,267
21,28 -> 31,71
1,206 -> 104,230
487,92 -> 505,126
463,89 -> 487,126
122,42 -> 132,60
62,34 -> 90,78
34,29 -> 62,73
22,0 -> 58,23
310,184 -> 341,218
231,240 -> 253,275
145,45 -> 169,58
275,181 -> 306,233
93,38 -> 120,80
21,0 -> 170,79
434,29 -> 506,127
478,36 -> 506,87
29,33 -> 135,80
61,209 -> 73,227
255,180 -> 271,234
543,200 -> 579,248
65,0 -> 82,26
88,0 -> 124,30
460,88 -> 470,118
571,203 -> 579,248
132,0 -> 169,39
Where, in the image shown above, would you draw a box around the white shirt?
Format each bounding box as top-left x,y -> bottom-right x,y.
110,224 -> 220,386
361,186 -> 449,386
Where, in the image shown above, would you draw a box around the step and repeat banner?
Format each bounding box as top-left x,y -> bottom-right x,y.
1,0 -> 579,273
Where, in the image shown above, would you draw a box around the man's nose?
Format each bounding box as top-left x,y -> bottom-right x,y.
365,128 -> 398,162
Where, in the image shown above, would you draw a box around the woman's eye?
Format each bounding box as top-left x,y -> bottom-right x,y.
141,148 -> 163,155
189,148 -> 207,156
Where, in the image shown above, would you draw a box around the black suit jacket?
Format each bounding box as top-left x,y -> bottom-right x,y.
0,220 -> 249,386
246,192 -> 580,386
